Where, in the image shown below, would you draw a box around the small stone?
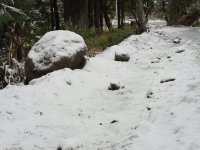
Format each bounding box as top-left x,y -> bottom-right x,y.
115,53 -> 130,62
108,83 -> 120,91
173,38 -> 181,44
167,56 -> 171,59
146,107 -> 152,111
66,81 -> 72,85
57,146 -> 62,150
147,90 -> 153,99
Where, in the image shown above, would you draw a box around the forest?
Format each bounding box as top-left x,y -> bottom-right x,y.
0,0 -> 200,150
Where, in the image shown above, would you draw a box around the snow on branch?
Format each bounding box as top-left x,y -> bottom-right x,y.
0,3 -> 26,16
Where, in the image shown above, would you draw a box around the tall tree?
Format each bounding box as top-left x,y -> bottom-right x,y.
94,0 -> 100,30
117,0 -> 125,28
50,0 -> 60,30
0,0 -> 33,65
103,0 -> 112,31
88,0 -> 94,27
63,0 -> 88,27
79,0 -> 88,27
135,0 -> 147,33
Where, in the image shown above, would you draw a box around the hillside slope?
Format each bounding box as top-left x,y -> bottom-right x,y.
0,21 -> 200,150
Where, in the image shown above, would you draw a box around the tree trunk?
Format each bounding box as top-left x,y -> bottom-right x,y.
50,0 -> 60,30
63,0 -> 80,26
103,0 -> 112,31
79,0 -> 89,27
100,0 -> 104,32
88,0 -> 94,27
120,0 -> 125,28
135,0 -> 146,33
53,0 -> 60,30
117,0 -> 121,28
63,0 -> 88,27
50,0 -> 55,30
94,0 -> 100,31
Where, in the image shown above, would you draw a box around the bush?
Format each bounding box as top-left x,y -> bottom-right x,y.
0,59 -> 25,89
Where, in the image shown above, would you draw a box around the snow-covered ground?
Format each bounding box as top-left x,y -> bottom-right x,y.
0,21 -> 200,150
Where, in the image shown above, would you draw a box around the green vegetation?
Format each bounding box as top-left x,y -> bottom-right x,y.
67,25 -> 133,56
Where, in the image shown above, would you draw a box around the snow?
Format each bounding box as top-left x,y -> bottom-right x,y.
0,21 -> 200,150
1,4 -> 26,16
28,30 -> 86,70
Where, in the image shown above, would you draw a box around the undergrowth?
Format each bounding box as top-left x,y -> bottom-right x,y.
66,25 -> 133,56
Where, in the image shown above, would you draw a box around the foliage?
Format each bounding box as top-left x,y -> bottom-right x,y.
0,0 -> 32,25
0,59 -> 25,89
153,0 -> 200,25
67,24 -> 133,56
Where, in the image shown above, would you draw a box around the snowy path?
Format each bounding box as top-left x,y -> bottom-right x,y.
0,21 -> 200,150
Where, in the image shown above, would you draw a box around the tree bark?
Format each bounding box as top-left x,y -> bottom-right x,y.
117,0 -> 121,28
135,0 -> 146,33
100,0 -> 104,32
50,0 -> 60,30
79,0 -> 89,27
103,0 -> 112,31
50,0 -> 55,30
88,0 -> 94,27
63,0 -> 88,27
53,0 -> 60,30
63,0 -> 80,26
94,0 -> 100,31
120,0 -> 125,28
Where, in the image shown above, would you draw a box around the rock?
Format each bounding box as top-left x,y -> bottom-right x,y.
25,30 -> 87,83
151,59 -> 160,64
147,90 -> 153,99
173,38 -> 181,44
167,56 -> 171,59
108,83 -> 121,91
115,53 -> 130,62
57,146 -> 62,150
146,106 -> 152,111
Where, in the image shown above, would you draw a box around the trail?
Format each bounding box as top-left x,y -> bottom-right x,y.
0,21 -> 200,150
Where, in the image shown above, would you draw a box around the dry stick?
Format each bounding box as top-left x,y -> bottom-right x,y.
160,78 -> 176,83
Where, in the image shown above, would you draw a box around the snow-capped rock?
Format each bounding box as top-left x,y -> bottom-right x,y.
25,30 -> 87,83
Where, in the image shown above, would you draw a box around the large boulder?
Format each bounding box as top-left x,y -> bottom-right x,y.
25,30 -> 87,83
